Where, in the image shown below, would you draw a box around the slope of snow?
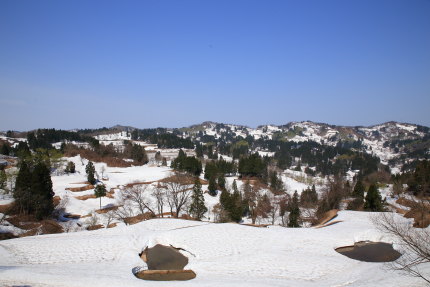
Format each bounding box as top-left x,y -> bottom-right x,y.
0,212 -> 427,287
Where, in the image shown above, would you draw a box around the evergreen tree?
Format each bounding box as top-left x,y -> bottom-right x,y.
65,161 -> 76,174
218,174 -> 226,191
14,161 -> 33,214
288,191 -> 301,227
16,142 -> 31,159
31,162 -> 54,219
300,185 -> 318,206
94,184 -> 107,209
0,169 -> 6,190
295,161 -> 302,172
352,180 -> 365,198
0,144 -> 11,156
364,184 -> 383,211
232,179 -> 239,195
208,176 -> 217,196
189,179 -> 207,220
230,187 -> 243,222
195,144 -> 204,158
85,161 -> 96,185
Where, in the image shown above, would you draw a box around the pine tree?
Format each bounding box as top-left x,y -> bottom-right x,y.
364,184 -> 383,211
94,184 -> 107,209
232,179 -> 239,195
0,169 -> 6,190
230,187 -> 243,222
85,161 -> 96,185
14,161 -> 33,214
31,162 -> 54,219
352,180 -> 365,198
208,176 -> 217,196
288,191 -> 301,227
189,179 -> 207,220
218,174 -> 226,191
0,144 -> 10,156
65,161 -> 75,174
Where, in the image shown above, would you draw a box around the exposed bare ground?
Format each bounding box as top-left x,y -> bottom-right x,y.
135,269 -> 196,281
314,209 -> 338,227
75,190 -> 115,201
0,202 -> 13,214
87,224 -> 104,231
396,198 -> 430,228
95,205 -> 118,214
65,184 -> 95,192
124,212 -> 155,225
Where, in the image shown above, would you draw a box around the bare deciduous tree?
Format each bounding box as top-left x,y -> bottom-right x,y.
114,200 -> 135,225
243,181 -> 259,224
371,212 -> 430,284
152,185 -> 166,217
266,192 -> 281,225
100,165 -> 106,179
122,184 -> 156,217
102,210 -> 116,228
163,174 -> 193,218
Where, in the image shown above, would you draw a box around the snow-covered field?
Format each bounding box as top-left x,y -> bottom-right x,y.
0,150 -> 428,287
0,212 -> 427,287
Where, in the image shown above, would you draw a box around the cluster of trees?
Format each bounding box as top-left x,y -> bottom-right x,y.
27,128 -> 99,150
238,153 -> 267,177
13,160 -> 54,219
300,185 -> 318,207
406,160 -> 430,196
171,149 -> 202,176
131,129 -> 194,149
204,158 -> 237,180
123,142 -> 148,165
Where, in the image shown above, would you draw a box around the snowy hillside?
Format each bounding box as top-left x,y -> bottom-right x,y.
180,121 -> 429,168
1,213 -> 428,287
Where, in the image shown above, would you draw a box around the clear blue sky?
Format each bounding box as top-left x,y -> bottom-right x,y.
1,0 -> 429,131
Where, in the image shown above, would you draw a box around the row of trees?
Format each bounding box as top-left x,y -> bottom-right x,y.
111,174 -> 207,222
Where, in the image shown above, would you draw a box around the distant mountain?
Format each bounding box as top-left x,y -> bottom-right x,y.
178,121 -> 429,171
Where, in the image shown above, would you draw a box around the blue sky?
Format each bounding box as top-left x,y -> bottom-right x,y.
1,0 -> 429,131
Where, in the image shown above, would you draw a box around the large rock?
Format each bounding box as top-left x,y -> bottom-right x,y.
145,244 -> 188,270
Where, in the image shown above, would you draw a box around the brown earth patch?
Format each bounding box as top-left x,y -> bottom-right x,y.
0,232 -> 17,240
315,220 -> 343,228
87,224 -> 104,231
404,208 -> 430,228
314,209 -> 338,227
53,196 -> 61,207
124,181 -> 155,188
66,184 -> 95,192
396,198 -> 430,228
242,223 -> 269,228
75,190 -> 114,200
124,212 -> 155,225
107,223 -> 117,228
63,213 -> 81,219
0,202 -> 13,214
15,219 -> 64,237
75,194 -> 96,200
158,175 -> 196,185
135,270 -> 196,281
70,181 -> 91,185
95,205 -> 118,214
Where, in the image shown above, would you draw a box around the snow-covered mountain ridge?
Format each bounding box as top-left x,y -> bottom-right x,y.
177,121 -> 429,166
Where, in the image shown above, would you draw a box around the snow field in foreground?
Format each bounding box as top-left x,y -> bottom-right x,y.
0,212 -> 428,287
